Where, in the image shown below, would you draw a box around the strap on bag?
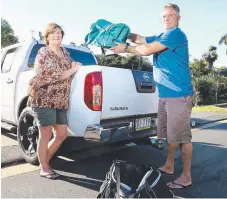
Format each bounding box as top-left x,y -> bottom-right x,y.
115,161 -> 121,198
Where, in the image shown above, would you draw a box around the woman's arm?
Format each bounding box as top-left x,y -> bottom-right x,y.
61,62 -> 81,80
61,47 -> 82,80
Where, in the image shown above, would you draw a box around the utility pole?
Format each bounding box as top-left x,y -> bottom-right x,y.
139,56 -> 141,70
216,81 -> 219,105
30,29 -> 35,39
39,31 -> 43,40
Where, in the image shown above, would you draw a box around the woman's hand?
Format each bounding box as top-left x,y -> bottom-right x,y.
71,61 -> 82,72
61,62 -> 82,80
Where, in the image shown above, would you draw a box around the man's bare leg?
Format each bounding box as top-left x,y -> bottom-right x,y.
158,143 -> 178,174
168,143 -> 193,188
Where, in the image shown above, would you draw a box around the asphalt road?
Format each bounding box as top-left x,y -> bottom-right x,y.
1,122 -> 227,198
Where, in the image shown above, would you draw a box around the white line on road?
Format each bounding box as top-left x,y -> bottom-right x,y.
57,156 -> 75,162
192,119 -> 227,132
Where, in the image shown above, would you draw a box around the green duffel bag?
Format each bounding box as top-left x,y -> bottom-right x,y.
84,19 -> 130,49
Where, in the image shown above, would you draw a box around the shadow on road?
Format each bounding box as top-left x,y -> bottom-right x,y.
1,123 -> 227,198
51,144 -> 165,193
50,139 -> 227,198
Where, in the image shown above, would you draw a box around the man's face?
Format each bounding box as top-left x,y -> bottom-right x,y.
162,7 -> 180,30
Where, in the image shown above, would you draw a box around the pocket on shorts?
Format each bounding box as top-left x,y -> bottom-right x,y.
56,109 -> 67,125
37,112 -> 47,120
32,108 -> 54,126
33,109 -> 46,120
184,97 -> 193,114
159,98 -> 166,104
179,96 -> 193,103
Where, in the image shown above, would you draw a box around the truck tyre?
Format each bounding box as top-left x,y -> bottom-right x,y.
17,107 -> 39,165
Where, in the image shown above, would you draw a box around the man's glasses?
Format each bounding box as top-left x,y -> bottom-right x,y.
162,14 -> 179,19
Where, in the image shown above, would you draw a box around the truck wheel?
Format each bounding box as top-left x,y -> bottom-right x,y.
17,107 -> 39,165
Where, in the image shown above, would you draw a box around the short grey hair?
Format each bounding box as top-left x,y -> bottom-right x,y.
164,3 -> 180,15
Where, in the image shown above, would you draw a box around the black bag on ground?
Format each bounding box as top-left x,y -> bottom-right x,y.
96,160 -> 174,198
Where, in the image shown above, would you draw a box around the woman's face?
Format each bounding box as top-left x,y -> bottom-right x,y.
47,27 -> 63,45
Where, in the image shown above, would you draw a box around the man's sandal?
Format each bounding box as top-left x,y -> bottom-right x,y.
168,181 -> 193,189
157,168 -> 175,176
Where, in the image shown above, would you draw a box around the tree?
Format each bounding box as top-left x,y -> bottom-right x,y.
96,54 -> 153,71
202,46 -> 218,69
215,66 -> 227,77
1,18 -> 19,48
219,33 -> 227,55
190,58 -> 211,77
96,54 -> 123,68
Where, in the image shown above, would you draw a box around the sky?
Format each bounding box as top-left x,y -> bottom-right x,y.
1,0 -> 227,66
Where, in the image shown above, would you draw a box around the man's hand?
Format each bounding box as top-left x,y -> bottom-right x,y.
71,61 -> 82,72
128,33 -> 137,43
110,43 -> 127,54
128,33 -> 146,44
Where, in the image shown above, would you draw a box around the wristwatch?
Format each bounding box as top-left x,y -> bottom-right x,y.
124,43 -> 129,53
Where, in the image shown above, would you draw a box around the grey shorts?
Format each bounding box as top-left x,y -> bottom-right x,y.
32,108 -> 68,126
157,96 -> 193,144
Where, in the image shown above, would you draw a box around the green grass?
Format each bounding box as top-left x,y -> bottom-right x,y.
193,105 -> 227,113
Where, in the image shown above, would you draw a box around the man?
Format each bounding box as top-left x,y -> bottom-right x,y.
111,3 -> 194,189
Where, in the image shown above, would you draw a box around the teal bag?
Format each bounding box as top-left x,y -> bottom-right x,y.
84,19 -> 130,49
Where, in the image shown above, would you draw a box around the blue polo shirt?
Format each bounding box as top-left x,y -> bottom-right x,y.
146,27 -> 194,98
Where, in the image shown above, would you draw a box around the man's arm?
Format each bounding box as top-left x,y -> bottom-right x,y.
130,42 -> 167,55
110,42 -> 167,56
128,33 -> 147,44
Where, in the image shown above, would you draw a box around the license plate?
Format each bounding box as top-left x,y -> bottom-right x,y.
135,117 -> 152,131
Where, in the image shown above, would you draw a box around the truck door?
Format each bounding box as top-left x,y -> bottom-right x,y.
1,46 -> 21,122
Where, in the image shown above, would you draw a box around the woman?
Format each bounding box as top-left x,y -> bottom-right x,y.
27,23 -> 81,179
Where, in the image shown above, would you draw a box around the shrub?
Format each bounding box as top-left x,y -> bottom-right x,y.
192,74 -> 227,106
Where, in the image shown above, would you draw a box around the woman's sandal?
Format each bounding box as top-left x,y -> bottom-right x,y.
40,171 -> 60,180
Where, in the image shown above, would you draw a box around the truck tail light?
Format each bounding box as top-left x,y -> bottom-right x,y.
84,72 -> 103,111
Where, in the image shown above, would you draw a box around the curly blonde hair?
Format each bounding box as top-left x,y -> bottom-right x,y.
44,23 -> 65,46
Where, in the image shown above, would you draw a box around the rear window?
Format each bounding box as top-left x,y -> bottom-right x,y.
28,44 -> 43,68
27,44 -> 96,68
67,48 -> 97,65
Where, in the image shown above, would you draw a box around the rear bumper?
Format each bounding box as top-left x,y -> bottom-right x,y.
84,123 -> 157,143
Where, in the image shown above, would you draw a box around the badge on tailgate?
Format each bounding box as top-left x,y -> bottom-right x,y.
132,71 -> 156,93
110,107 -> 129,111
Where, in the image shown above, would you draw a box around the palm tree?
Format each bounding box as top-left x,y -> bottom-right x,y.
219,33 -> 227,55
202,46 -> 218,70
